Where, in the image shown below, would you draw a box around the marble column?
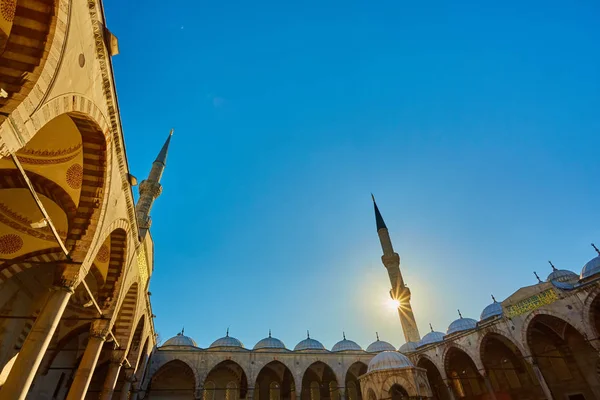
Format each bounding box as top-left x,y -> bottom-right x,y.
443,379 -> 457,400
0,262 -> 80,400
99,350 -> 126,400
530,362 -> 554,400
119,369 -> 136,400
480,371 -> 497,400
129,351 -> 150,400
66,320 -> 110,400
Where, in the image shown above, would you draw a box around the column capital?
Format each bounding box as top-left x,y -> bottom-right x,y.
109,349 -> 127,365
90,320 -> 111,340
53,261 -> 83,291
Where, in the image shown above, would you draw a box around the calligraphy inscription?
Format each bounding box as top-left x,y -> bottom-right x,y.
505,289 -> 558,318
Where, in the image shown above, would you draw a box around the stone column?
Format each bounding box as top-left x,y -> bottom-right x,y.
245,387 -> 254,400
130,350 -> 151,400
99,350 -> 126,400
530,362 -> 554,400
0,262 -> 80,400
66,320 -> 111,400
443,379 -> 457,400
120,369 -> 136,400
480,371 -> 497,400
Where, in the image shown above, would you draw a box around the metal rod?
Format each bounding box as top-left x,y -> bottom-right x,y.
81,278 -> 103,316
10,153 -> 70,257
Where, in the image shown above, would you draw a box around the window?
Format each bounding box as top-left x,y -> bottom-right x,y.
226,381 -> 238,400
269,382 -> 280,400
310,381 -> 320,400
204,381 -> 216,400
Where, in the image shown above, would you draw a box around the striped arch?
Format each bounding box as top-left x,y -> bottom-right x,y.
112,282 -> 139,348
416,353 -> 445,379
126,315 -> 146,370
0,0 -> 70,122
520,309 -> 594,353
97,227 -> 128,308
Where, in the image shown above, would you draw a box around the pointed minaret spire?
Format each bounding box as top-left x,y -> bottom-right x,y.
372,194 -> 387,231
549,261 -> 557,271
371,195 -> 421,344
592,243 -> 600,256
135,130 -> 173,239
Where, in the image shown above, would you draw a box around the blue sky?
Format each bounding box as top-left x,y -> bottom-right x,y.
104,0 -> 600,349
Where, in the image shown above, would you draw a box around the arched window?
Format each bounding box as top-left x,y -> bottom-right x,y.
204,381 -> 216,400
367,389 -> 376,400
347,381 -> 357,400
310,381 -> 320,400
269,381 -> 280,400
226,381 -> 239,400
329,381 -> 339,400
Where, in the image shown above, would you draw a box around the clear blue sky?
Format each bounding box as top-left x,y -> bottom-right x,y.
104,0 -> 600,349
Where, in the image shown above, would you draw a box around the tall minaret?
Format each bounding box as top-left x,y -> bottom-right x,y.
135,130 -> 173,239
372,195 -> 421,343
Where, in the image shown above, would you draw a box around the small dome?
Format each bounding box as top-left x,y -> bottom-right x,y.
367,351 -> 413,373
399,342 -> 418,353
552,280 -> 576,290
547,268 -> 578,283
447,317 -> 477,335
581,256 -> 600,280
294,334 -> 326,351
162,332 -> 197,347
417,331 -> 444,348
366,335 -> 396,353
210,332 -> 244,348
254,332 -> 287,350
480,298 -> 503,321
332,334 -> 362,352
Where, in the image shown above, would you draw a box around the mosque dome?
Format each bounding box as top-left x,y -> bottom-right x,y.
209,331 -> 244,348
417,330 -> 445,348
447,314 -> 478,335
581,256 -> 600,280
253,332 -> 287,350
294,333 -> 326,351
162,332 -> 197,347
547,265 -> 578,283
398,342 -> 418,354
331,334 -> 362,352
480,296 -> 503,321
367,351 -> 413,373
366,335 -> 396,353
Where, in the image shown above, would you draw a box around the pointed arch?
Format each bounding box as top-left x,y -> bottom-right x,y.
147,359 -> 196,399
255,361 -> 295,400
113,282 -> 138,348
204,359 -> 249,400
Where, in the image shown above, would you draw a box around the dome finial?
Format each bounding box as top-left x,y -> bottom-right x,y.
343,331 -> 346,340
457,309 -> 463,319
376,332 -> 380,341
307,330 -> 310,339
429,323 -> 434,332
534,271 -> 542,283
549,261 -> 557,271
268,329 -> 271,338
491,294 -> 497,303
592,243 -> 600,256
226,327 -> 229,337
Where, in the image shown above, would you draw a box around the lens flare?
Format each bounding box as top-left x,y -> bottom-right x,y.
386,298 -> 400,310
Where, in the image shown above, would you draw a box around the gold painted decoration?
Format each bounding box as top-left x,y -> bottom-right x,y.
96,244 -> 110,263
66,164 -> 83,189
0,234 -> 23,254
505,289 -> 558,318
1,0 -> 16,23
137,247 -> 148,286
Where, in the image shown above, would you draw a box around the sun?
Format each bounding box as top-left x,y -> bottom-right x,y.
386,298 -> 400,310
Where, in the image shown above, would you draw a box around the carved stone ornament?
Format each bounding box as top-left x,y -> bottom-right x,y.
53,261 -> 83,290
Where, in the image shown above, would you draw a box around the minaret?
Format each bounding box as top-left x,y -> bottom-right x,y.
135,130 -> 172,239
372,195 -> 421,343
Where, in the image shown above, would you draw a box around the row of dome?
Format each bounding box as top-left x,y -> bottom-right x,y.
164,253 -> 600,353
164,331 -> 402,353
